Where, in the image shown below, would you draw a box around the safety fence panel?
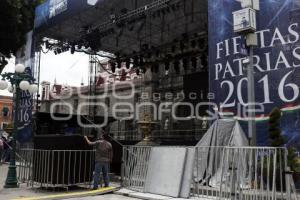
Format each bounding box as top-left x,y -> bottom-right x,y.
121,146 -> 152,192
193,146 -> 298,200
122,146 -> 298,200
17,149 -> 95,188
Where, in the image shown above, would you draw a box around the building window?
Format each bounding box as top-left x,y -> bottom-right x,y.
1,122 -> 9,130
2,107 -> 9,117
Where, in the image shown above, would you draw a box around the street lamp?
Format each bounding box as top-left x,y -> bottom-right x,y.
0,64 -> 38,188
233,0 -> 259,146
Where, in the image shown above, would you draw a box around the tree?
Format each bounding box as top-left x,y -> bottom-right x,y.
0,0 -> 43,71
268,107 -> 285,147
268,108 -> 300,173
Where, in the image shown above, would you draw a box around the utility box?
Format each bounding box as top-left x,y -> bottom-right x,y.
240,0 -> 260,10
233,8 -> 257,33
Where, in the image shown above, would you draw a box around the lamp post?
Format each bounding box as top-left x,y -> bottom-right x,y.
233,0 -> 259,146
0,64 -> 38,188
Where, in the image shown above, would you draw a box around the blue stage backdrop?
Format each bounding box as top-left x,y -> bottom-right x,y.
209,0 -> 300,148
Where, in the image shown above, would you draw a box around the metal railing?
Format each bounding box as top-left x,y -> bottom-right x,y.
193,146 -> 298,200
121,146 -> 298,200
121,146 -> 152,192
17,149 -> 95,188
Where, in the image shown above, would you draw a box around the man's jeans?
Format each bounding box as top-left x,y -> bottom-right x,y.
93,161 -> 109,189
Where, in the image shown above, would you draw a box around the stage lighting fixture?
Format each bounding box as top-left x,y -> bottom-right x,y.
110,14 -> 116,21
155,50 -> 160,57
125,58 -> 131,69
182,58 -> 188,71
117,60 -> 122,69
70,45 -> 75,54
136,68 -> 140,75
180,41 -> 186,52
136,20 -> 146,33
110,62 -> 116,73
171,45 -> 176,54
140,66 -> 146,74
142,44 -> 149,51
191,40 -> 197,49
174,60 -> 180,74
191,57 -> 197,68
45,40 -> 50,49
77,44 -> 82,49
120,8 -> 128,14
165,61 -> 170,71
200,54 -> 208,67
133,55 -> 139,67
165,6 -> 171,13
151,63 -> 159,73
154,63 -> 159,73
198,38 -> 206,50
139,56 -> 145,66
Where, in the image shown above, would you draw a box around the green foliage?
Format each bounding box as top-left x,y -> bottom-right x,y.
268,108 -> 300,173
0,0 -> 43,58
268,107 -> 284,147
288,147 -> 300,173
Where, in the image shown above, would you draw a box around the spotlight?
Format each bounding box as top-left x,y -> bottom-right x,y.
110,62 -> 116,73
182,58 -> 188,71
133,55 -> 139,67
191,40 -> 197,49
180,40 -> 186,52
139,56 -> 145,67
165,61 -> 170,71
117,60 -> 122,69
155,50 -> 160,58
136,68 -> 140,75
136,20 -> 146,33
45,40 -> 50,49
198,38 -> 205,50
154,63 -> 159,73
125,58 -> 131,69
174,60 -> 180,74
70,45 -> 75,54
191,57 -> 197,68
200,54 -> 208,67
171,45 -> 176,54
151,63 -> 159,73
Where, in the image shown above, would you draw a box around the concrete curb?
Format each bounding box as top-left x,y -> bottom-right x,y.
11,187 -> 118,200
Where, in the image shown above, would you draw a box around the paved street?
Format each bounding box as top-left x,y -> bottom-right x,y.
0,164 -> 136,200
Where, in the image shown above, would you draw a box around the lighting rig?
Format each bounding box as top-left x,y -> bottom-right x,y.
104,33 -> 208,76
41,0 -> 207,76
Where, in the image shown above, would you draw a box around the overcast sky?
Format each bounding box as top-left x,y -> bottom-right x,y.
0,51 -> 90,96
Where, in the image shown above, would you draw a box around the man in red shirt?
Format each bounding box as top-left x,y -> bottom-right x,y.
84,134 -> 113,189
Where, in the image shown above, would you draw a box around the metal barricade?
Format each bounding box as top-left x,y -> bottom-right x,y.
121,146 -> 298,200
121,146 -> 152,192
17,149 -> 95,188
193,146 -> 298,200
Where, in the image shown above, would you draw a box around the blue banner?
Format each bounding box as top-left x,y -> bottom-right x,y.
34,0 -> 102,31
209,0 -> 300,148
15,31 -> 35,143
